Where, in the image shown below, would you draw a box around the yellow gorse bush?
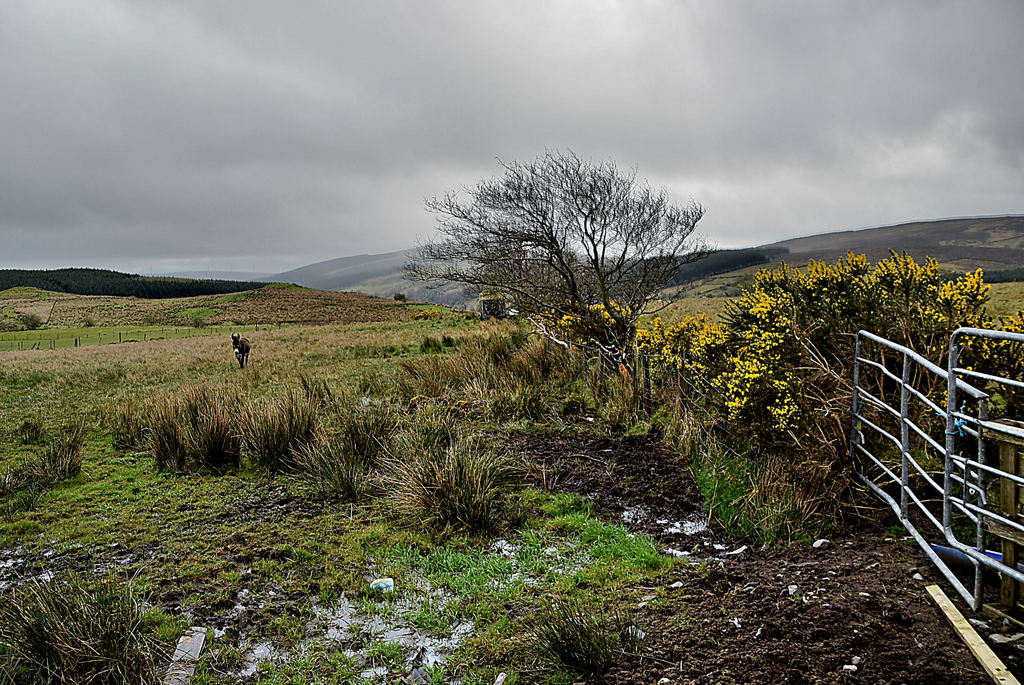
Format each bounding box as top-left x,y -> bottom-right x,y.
557,302 -> 634,350
634,251 -> 1016,448
412,308 -> 442,320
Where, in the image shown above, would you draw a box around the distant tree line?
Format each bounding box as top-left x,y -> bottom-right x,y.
0,268 -> 265,299
982,268 -> 1024,284
667,247 -> 788,286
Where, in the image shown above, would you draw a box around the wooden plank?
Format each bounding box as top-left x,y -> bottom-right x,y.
162,626 -> 207,685
987,420 -> 1024,448
1001,442 -> 1020,609
983,604 -> 1024,631
986,519 -> 1024,548
927,585 -> 1020,685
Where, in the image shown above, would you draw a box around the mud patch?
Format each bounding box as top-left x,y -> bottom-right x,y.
509,431 -> 715,547
508,431 -> 1017,683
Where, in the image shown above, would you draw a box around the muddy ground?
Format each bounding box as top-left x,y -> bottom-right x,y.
5,431 -> 1023,683
509,431 -> 1020,684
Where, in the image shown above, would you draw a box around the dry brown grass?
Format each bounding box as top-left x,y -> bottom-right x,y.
989,281 -> 1024,320
0,285 -> 415,329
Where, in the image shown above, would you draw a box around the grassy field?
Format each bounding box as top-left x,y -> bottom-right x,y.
0,285 -> 418,331
0,290 -> 683,684
2,274 -> 1023,683
0,323 -> 273,352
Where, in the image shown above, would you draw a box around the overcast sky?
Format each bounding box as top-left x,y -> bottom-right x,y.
2,1 -> 1022,274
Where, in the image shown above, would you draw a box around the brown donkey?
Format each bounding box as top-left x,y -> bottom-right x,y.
231,333 -> 251,368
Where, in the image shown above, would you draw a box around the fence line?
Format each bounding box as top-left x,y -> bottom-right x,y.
0,323 -> 279,353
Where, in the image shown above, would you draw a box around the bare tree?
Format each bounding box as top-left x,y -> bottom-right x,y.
406,150 -> 707,362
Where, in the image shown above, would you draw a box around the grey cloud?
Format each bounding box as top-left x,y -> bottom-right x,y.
1,0 -> 1022,271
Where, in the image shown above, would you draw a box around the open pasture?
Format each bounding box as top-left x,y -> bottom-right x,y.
0,284 -> 417,331
0,288 -> 1012,684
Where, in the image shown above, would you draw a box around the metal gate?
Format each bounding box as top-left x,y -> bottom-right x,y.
851,327 -> 1024,612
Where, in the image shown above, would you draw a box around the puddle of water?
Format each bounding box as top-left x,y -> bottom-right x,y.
656,514 -> 708,536
237,640 -> 275,678
491,539 -> 520,558
621,505 -> 649,524
624,507 -> 710,537
359,665 -> 389,680
313,596 -> 359,640
306,591 -> 474,674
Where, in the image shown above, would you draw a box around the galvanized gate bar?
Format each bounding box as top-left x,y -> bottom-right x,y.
853,326 -> 1024,611
851,329 -> 989,608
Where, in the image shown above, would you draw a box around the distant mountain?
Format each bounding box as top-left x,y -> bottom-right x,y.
763,215 -> 1024,272
269,250 -> 413,291
267,249 -> 470,307
159,270 -> 273,281
266,215 -> 1024,306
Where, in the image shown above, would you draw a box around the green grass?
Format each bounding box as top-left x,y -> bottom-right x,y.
180,306 -> 217,319
0,313 -> 687,684
691,446 -> 828,545
0,323 -> 267,351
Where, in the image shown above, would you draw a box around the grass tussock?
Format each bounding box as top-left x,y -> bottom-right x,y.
1,421 -> 87,518
386,435 -> 518,532
293,435 -> 370,499
148,400 -> 190,473
0,574 -> 173,685
397,354 -> 470,400
298,373 -> 337,408
534,599 -> 642,677
394,405 -> 462,454
241,391 -> 321,473
597,375 -> 644,433
105,396 -> 149,452
339,404 -> 397,465
149,386 -> 241,474
488,380 -> 548,423
691,436 -> 830,545
32,420 -> 88,483
16,418 -> 46,445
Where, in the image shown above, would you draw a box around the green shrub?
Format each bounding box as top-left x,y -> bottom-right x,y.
386,437 -> 517,532
19,312 -> 43,330
534,599 -> 641,676
241,391 -> 320,473
0,574 -> 172,685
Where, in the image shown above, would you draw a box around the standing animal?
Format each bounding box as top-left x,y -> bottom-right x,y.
231,333 -> 251,368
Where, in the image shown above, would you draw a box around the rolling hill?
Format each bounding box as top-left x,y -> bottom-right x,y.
267,249 -> 469,306
763,215 -> 1024,272
265,216 -> 1024,305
